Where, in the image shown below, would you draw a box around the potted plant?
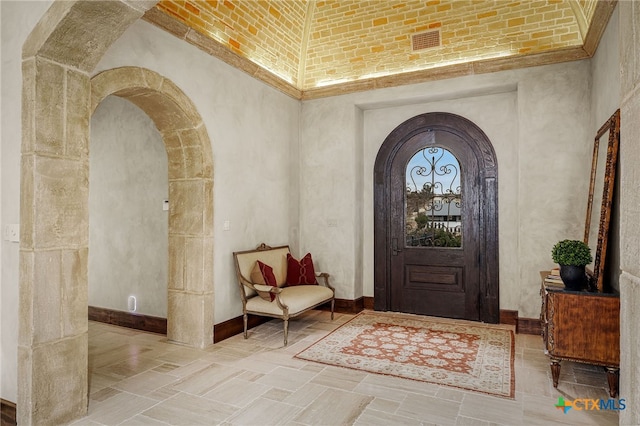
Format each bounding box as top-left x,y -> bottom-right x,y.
551,239 -> 593,290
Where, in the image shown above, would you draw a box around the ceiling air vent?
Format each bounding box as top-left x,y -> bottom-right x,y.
412,30 -> 441,51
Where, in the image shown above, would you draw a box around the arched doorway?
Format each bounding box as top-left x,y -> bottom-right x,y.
19,3 -> 213,424
91,66 -> 214,347
373,112 -> 499,323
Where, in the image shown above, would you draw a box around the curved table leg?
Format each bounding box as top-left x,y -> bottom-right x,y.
605,367 -> 619,398
550,358 -> 561,388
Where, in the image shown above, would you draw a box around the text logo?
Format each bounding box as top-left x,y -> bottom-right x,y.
554,396 -> 626,414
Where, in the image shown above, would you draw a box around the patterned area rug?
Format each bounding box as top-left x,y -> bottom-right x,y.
295,311 -> 515,398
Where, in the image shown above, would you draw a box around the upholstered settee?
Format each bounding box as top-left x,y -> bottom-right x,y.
233,243 -> 335,346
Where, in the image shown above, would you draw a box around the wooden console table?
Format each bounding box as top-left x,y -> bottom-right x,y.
539,272 -> 620,397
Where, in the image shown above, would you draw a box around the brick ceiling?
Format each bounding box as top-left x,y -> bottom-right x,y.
143,0 -> 615,99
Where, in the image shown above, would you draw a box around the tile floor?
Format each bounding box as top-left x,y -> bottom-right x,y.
74,310 -> 619,425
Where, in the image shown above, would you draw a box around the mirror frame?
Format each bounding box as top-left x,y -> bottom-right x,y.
584,109 -> 620,292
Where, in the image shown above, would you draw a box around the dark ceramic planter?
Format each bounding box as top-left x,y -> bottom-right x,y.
559,265 -> 587,291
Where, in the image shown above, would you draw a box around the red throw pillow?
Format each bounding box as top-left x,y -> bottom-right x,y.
250,260 -> 278,301
286,253 -> 318,286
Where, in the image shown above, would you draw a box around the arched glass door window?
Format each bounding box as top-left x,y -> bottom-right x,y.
405,146 -> 462,248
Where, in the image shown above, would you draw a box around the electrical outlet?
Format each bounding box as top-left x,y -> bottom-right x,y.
4,224 -> 19,242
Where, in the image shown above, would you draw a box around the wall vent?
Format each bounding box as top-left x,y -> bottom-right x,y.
412,30 -> 441,51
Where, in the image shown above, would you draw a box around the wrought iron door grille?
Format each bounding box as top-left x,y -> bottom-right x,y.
405,146 -> 462,247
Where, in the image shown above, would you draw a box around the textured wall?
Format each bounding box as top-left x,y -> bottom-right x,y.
590,7 -> 620,292
89,95 -> 169,317
93,19 -> 301,325
361,88 -> 518,310
300,59 -> 593,319
619,0 -> 640,424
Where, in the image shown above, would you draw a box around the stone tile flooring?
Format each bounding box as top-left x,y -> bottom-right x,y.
73,310 -> 619,425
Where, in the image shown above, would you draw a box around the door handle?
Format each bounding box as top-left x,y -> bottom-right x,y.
392,238 -> 403,256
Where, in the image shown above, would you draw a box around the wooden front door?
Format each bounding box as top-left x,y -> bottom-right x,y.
374,113 -> 500,323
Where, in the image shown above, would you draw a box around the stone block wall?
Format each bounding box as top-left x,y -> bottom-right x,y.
619,1 -> 640,424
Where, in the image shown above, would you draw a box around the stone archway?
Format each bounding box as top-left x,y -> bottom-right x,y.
91,66 -> 214,348
19,2 -> 213,424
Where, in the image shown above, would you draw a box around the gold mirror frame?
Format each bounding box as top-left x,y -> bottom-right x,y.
584,109 -> 620,292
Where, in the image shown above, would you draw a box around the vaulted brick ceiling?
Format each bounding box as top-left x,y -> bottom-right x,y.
143,0 -> 614,99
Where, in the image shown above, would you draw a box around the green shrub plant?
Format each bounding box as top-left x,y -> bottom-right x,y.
551,239 -> 593,266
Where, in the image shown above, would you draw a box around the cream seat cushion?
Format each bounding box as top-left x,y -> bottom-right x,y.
245,285 -> 333,316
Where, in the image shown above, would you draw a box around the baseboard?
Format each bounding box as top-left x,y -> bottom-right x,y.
88,306 -> 167,335
314,297 -> 360,314
363,296 -> 375,310
1,398 -> 17,426
498,309 -> 540,335
89,303 -> 542,346
517,317 -> 542,335
335,297 -> 364,313
213,315 -> 271,343
88,303 -> 357,345
499,309 -> 518,326
324,302 -> 540,336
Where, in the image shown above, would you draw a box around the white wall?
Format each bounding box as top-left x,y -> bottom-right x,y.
93,19 -> 301,325
89,96 -> 168,317
591,6 -> 621,292
592,7 -> 621,124
300,60 -> 594,319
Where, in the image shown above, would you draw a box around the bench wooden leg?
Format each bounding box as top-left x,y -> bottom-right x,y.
283,319 -> 289,346
243,313 -> 248,339
331,299 -> 335,320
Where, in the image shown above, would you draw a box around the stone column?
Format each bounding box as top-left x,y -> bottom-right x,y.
19,2 -> 157,423
619,1 -> 640,424
167,177 -> 214,348
19,57 -> 91,425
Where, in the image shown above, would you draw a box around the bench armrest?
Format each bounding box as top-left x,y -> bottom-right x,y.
315,272 -> 335,292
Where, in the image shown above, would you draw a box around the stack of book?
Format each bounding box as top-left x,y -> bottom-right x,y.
544,268 -> 564,287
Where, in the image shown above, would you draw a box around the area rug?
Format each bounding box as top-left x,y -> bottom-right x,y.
295,311 -> 515,398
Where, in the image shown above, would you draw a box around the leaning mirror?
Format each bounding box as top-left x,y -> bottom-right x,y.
584,109 -> 620,292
